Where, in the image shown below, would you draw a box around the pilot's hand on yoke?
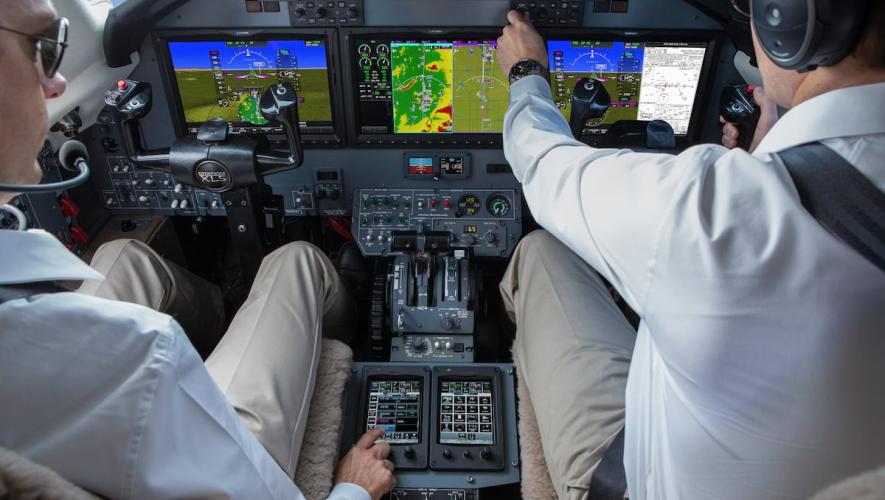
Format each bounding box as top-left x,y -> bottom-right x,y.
496,10 -> 549,75
334,428 -> 397,500
720,86 -> 779,152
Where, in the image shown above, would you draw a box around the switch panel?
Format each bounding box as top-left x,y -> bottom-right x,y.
103,156 -> 198,214
290,0 -> 364,25
391,335 -> 474,363
352,189 -> 521,257
511,0 -> 584,25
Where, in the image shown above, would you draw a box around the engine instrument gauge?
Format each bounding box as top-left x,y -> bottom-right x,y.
458,194 -> 481,217
486,194 -> 511,218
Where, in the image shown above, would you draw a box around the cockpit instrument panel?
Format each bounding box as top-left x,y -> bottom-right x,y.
155,30 -> 344,144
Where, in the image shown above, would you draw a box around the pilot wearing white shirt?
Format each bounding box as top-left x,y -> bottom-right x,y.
0,1 -> 396,499
496,4 -> 885,500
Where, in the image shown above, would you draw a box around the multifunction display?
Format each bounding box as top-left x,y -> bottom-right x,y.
166,38 -> 335,135
548,40 -> 708,135
439,380 -> 495,445
354,38 -> 509,135
366,379 -> 422,444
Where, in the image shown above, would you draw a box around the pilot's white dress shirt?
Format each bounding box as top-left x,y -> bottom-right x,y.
504,77 -> 885,499
0,229 -> 368,500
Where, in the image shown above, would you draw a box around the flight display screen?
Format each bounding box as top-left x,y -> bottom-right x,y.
366,379 -> 422,444
439,380 -> 495,445
354,37 -> 509,135
548,40 -> 708,136
166,39 -> 335,135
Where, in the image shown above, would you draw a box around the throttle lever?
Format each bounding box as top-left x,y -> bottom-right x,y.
719,84 -> 761,151
569,77 -> 611,139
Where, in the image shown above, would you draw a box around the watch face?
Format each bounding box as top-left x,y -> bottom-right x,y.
514,60 -> 537,77
510,59 -> 539,82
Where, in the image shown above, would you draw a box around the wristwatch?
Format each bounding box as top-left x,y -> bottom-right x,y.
508,58 -> 549,84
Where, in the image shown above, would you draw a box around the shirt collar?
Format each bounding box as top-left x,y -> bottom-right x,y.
0,229 -> 104,285
755,82 -> 885,155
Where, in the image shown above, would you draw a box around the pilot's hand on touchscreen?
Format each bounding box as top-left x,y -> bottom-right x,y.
720,86 -> 779,153
334,428 -> 397,499
496,10 -> 549,75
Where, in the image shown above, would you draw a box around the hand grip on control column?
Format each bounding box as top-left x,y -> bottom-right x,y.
569,78 -> 611,139
719,84 -> 761,151
256,82 -> 304,174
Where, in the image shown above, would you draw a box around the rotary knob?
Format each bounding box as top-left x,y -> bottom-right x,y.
403,446 -> 415,459
295,7 -> 307,17
481,447 -> 493,460
316,6 -> 328,17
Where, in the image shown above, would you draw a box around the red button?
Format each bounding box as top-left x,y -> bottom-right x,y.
117,80 -> 128,91
69,224 -> 89,245
746,85 -> 756,94
443,199 -> 451,208
431,199 -> 438,207
59,196 -> 80,217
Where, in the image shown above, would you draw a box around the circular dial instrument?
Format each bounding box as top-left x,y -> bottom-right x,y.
457,194 -> 481,217
486,194 -> 512,218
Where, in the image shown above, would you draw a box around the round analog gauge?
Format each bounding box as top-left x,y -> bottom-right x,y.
359,56 -> 372,69
486,194 -> 512,218
358,44 -> 371,57
458,194 -> 481,217
377,44 -> 390,56
377,57 -> 390,69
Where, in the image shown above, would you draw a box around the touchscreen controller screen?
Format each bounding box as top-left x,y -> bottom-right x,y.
167,39 -> 334,134
366,379 -> 421,444
439,380 -> 494,445
548,40 -> 708,135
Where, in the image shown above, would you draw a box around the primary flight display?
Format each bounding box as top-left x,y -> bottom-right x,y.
166,38 -> 335,134
355,37 -> 509,135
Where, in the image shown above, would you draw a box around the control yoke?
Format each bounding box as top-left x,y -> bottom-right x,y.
107,79 -> 304,187
105,79 -> 306,281
569,77 -> 611,138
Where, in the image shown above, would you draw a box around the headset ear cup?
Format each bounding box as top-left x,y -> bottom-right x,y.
751,0 -> 871,71
752,0 -> 815,69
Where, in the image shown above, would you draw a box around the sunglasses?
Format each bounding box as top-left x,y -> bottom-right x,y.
0,17 -> 69,78
731,0 -> 751,18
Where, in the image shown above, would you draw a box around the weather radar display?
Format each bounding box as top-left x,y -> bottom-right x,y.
355,38 -> 508,134
167,39 -> 334,132
548,40 -> 707,135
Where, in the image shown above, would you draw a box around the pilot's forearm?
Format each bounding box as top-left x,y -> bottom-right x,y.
502,74 -> 701,308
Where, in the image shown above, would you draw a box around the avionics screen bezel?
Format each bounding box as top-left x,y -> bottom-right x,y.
539,29 -> 721,146
154,29 -> 346,147
342,28 -> 721,149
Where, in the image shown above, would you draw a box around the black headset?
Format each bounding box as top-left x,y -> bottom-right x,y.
751,0 -> 872,72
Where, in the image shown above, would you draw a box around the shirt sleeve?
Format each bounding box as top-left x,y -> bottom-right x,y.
328,483 -> 372,500
503,75 -> 721,310
129,318 -> 308,499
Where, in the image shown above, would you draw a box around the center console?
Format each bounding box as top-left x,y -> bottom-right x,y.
343,363 -> 519,498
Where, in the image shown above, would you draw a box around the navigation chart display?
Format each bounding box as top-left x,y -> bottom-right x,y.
354,37 -> 509,134
167,39 -> 334,134
548,40 -> 708,135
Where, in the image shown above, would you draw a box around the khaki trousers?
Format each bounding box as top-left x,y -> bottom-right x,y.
500,231 -> 635,500
78,239 -> 353,476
